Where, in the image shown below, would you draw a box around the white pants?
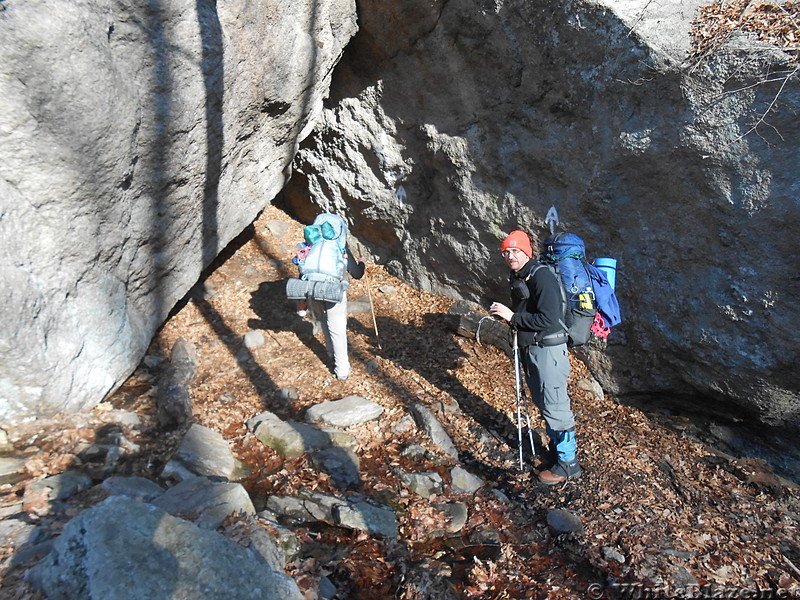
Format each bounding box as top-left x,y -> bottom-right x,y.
309,293 -> 350,379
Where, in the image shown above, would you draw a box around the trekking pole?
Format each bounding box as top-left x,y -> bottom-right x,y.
513,330 -> 524,472
521,388 -> 538,458
364,266 -> 381,350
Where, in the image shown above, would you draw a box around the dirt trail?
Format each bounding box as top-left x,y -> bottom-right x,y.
2,205 -> 799,599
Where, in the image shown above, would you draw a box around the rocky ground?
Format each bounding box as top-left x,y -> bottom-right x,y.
2,204 -> 799,599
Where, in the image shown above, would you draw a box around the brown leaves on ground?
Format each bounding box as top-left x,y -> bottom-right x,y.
691,0 -> 800,61
2,204 -> 799,600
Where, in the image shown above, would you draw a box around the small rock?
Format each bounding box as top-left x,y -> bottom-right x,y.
101,476 -> 165,502
546,508 -> 584,534
576,377 -> 604,402
0,456 -> 28,485
409,404 -> 458,460
400,444 -> 427,460
333,500 -> 398,538
152,477 -> 255,530
394,415 -> 415,433
432,502 -> 468,535
319,575 -> 337,600
347,299 -> 372,314
309,447 -> 361,489
1,428 -> 15,453
277,388 -> 299,402
601,546 -> 626,564
265,220 -> 289,239
378,285 -> 397,295
244,330 -> 265,349
450,466 -> 484,494
491,489 -> 511,503
305,396 -> 384,428
397,471 -> 444,499
24,471 -> 92,514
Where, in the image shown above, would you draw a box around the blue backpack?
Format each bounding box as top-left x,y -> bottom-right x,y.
543,232 -> 622,346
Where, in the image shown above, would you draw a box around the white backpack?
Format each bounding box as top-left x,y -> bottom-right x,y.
299,213 -> 348,282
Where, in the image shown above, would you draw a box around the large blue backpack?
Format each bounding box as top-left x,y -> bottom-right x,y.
543,232 -> 622,346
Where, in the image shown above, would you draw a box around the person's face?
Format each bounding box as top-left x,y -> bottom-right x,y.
502,248 -> 529,271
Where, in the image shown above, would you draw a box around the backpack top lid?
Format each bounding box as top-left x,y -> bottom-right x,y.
544,232 -> 586,262
308,213 -> 347,250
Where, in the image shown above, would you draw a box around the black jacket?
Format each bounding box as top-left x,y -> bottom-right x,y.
509,259 -> 566,347
345,244 -> 365,280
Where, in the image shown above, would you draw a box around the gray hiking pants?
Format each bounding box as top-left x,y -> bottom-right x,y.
309,292 -> 350,379
522,343 -> 574,432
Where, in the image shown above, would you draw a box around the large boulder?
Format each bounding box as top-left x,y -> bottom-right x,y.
27,496 -> 303,600
0,0 -> 357,423
281,0 -> 800,425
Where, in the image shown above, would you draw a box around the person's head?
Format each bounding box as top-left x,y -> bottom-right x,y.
500,230 -> 533,271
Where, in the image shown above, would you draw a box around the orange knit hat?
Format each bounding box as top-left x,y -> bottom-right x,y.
500,230 -> 533,258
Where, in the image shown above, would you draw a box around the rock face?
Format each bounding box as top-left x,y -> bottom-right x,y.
0,0 -> 357,422
281,0 -> 800,424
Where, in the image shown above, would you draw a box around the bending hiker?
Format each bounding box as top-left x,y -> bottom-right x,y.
489,230 -> 582,485
291,213 -> 364,381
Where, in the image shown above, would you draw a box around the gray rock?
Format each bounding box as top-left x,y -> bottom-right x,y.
27,496 -> 303,600
254,415 -> 334,458
0,428 -> 14,453
547,509 -> 584,534
319,575 -> 337,600
101,476 -> 165,502
0,501 -> 23,518
157,338 -> 197,429
265,491 -> 345,525
491,489 -> 511,503
256,511 -> 301,564
244,330 -> 266,349
172,423 -> 250,481
320,427 -> 358,452
347,300 -> 372,314
265,220 -> 290,239
401,444 -> 427,459
265,490 -> 397,537
282,0 -> 800,429
305,395 -> 384,428
106,410 -> 142,428
333,499 -> 398,538
245,522 -> 288,572
277,388 -> 300,402
378,285 -> 397,295
27,470 -> 91,502
601,546 -> 626,564
397,470 -> 444,499
0,456 -> 27,485
576,377 -> 604,402
0,518 -> 36,548
309,446 -> 361,489
152,477 -> 255,530
450,466 -> 484,495
161,459 -> 199,483
1,0 -> 358,425
409,404 -> 458,460
432,502 -> 468,535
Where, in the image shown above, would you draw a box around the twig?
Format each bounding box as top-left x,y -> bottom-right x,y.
783,553 -> 800,580
626,0 -> 655,38
732,66 -> 798,143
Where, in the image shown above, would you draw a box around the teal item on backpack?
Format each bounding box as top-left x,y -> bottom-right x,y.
298,213 -> 349,283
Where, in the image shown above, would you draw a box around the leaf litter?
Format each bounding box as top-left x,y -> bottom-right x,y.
1,204 -> 798,600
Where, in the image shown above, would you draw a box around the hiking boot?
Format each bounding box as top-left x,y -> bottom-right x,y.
538,459 -> 582,485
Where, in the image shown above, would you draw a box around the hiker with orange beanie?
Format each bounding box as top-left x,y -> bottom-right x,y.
490,230 -> 582,485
